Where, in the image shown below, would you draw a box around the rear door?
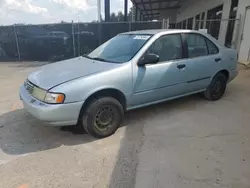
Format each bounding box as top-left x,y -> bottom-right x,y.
181,33 -> 221,92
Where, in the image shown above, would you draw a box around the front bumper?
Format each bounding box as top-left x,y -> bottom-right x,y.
20,84 -> 84,126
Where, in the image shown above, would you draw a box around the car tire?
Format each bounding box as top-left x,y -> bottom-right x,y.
81,97 -> 124,138
204,73 -> 227,101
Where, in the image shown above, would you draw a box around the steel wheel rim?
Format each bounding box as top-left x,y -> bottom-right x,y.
94,105 -> 116,131
211,80 -> 223,97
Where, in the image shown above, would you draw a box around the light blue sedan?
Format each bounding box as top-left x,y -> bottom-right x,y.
20,29 -> 238,138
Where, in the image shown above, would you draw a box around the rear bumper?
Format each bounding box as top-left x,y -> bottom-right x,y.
20,84 -> 84,126
228,69 -> 238,82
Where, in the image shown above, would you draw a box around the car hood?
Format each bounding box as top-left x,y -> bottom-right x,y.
28,57 -> 121,90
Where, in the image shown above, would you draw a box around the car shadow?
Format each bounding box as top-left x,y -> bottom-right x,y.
0,94 -> 205,157
0,109 -> 96,155
0,93 -> 208,162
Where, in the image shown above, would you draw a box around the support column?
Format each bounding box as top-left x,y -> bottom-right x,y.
218,0 -> 232,45
137,9 -> 141,21
97,0 -> 101,22
135,7 -> 138,21
104,0 -> 110,22
234,0 -> 250,52
140,13 -> 143,21
203,12 -> 207,29
192,17 -> 196,29
124,0 -> 128,21
132,5 -> 136,22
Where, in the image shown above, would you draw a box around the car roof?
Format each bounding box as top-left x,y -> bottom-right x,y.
121,29 -> 224,47
121,29 -> 204,35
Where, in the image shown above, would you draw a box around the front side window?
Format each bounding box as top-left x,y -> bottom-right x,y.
186,33 -> 208,58
87,34 -> 151,63
146,34 -> 183,63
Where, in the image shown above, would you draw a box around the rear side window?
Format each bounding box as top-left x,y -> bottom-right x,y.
186,33 -> 208,58
206,39 -> 219,54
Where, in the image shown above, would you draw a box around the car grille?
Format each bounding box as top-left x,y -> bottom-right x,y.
24,80 -> 34,94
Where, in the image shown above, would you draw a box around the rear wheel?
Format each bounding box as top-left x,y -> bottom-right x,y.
204,73 -> 227,101
81,97 -> 124,138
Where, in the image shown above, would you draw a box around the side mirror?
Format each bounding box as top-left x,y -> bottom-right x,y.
138,53 -> 159,66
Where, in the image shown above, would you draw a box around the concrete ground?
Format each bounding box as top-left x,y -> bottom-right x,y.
0,62 -> 250,188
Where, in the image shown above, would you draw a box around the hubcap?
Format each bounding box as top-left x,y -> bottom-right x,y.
95,106 -> 115,131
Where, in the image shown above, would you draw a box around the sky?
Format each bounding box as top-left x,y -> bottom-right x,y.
0,0 -> 133,25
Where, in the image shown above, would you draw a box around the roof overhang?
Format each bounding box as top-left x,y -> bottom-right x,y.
131,0 -> 181,20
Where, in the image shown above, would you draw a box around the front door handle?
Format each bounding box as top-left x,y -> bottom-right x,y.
177,64 -> 186,69
215,58 -> 221,62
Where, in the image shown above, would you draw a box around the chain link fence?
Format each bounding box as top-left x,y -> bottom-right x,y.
0,21 -> 164,62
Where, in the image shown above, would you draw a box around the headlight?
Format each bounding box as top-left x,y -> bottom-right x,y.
32,87 -> 47,101
44,92 -> 65,104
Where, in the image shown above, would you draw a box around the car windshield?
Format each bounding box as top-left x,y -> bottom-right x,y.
86,34 -> 152,63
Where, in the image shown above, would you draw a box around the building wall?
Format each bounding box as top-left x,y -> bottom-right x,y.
237,0 -> 250,61
160,0 -> 230,44
159,9 -> 177,23
175,0 -> 224,22
158,0 -> 250,61
218,0 -> 232,45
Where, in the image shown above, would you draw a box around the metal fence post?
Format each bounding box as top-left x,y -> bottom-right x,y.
13,25 -> 21,62
77,22 -> 80,56
162,19 -> 165,29
71,21 -> 76,57
98,23 -> 102,45
129,21 -> 131,31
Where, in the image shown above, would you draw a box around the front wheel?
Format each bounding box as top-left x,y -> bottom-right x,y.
204,73 -> 227,101
81,97 -> 124,138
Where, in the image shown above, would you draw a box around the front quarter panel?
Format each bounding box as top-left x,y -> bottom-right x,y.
50,63 -> 132,104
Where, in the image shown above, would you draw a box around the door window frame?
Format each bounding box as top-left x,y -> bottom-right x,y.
139,33 -> 186,66
182,32 -> 220,59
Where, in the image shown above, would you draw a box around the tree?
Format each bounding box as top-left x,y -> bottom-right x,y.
117,11 -> 124,21
109,8 -> 133,22
128,7 -> 133,21
91,15 -> 104,22
110,13 -> 117,22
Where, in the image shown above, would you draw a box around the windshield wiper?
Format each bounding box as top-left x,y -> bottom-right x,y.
91,57 -> 108,62
82,55 -> 120,64
82,54 -> 92,59
82,55 -> 107,62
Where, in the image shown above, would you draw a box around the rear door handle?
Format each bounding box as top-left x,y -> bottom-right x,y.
215,58 -> 221,62
177,64 -> 186,69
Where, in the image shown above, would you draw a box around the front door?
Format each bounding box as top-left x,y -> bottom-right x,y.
130,34 -> 187,107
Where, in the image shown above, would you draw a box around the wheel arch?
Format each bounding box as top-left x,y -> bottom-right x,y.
77,88 -> 127,123
215,69 -> 229,81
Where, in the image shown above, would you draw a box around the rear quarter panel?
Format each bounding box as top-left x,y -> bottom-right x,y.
204,32 -> 238,74
220,48 -> 238,71
210,47 -> 238,83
